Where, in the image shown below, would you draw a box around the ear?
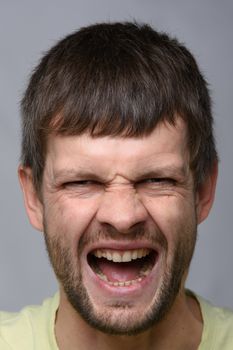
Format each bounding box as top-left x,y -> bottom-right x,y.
18,166 -> 44,232
196,161 -> 218,224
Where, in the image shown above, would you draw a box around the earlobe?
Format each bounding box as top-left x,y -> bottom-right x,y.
18,166 -> 44,232
196,161 -> 218,224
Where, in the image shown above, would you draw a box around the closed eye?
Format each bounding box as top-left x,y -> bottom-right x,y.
62,180 -> 102,188
139,178 -> 177,185
135,178 -> 178,196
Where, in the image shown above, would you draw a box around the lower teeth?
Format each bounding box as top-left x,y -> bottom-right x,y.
97,275 -> 143,287
96,263 -> 153,287
108,277 -> 143,287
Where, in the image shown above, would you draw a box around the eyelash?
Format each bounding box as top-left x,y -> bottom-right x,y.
63,180 -> 98,187
138,178 -> 177,186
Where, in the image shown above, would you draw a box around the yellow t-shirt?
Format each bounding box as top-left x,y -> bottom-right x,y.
0,292 -> 233,349
0,294 -> 59,349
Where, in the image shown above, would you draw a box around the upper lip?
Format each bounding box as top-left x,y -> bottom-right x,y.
85,241 -> 160,257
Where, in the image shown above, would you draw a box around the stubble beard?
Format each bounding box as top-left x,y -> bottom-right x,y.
44,220 -> 197,336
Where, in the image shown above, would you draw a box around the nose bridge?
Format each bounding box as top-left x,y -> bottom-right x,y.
96,183 -> 148,233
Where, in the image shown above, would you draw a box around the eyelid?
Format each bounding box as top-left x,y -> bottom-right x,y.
153,177 -> 176,183
66,179 -> 101,184
137,177 -> 177,185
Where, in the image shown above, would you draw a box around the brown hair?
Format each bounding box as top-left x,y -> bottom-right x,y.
21,22 -> 217,192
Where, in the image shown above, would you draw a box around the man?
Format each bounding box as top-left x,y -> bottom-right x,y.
0,21 -> 232,349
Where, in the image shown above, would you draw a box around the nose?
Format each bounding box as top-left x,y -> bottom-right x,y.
96,186 -> 148,233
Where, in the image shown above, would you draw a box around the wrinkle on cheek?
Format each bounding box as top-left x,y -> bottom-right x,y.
41,189 -> 70,230
43,190 -> 100,243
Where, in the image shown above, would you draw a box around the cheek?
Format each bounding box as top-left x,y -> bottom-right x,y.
144,195 -> 196,241
44,196 -> 99,241
144,196 -> 197,272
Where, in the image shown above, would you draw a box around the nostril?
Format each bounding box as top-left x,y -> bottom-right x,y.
96,205 -> 148,232
98,222 -> 147,237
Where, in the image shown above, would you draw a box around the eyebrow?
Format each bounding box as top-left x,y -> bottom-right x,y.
52,164 -> 188,183
140,164 -> 188,176
136,164 -> 189,179
52,168 -> 105,183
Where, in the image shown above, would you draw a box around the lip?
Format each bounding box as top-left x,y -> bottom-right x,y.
83,241 -> 162,298
85,240 -> 161,256
86,255 -> 161,298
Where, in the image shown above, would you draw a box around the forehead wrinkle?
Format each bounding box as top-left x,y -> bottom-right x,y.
47,144 -> 190,178
44,118 -> 190,183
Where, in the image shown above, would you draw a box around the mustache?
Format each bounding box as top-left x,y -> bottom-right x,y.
78,223 -> 168,253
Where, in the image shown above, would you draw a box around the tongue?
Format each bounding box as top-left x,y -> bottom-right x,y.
97,258 -> 142,282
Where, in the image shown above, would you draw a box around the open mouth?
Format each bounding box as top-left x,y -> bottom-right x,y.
87,248 -> 157,287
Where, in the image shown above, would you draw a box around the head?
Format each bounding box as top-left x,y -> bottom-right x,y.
19,22 -> 218,335
21,21 -> 217,192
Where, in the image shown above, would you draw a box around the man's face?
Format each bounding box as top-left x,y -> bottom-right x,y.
29,119 -> 201,334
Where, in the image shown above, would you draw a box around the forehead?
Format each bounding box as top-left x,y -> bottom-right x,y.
45,118 -> 189,175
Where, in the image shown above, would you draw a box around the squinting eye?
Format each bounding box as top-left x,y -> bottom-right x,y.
141,178 -> 176,185
139,177 -> 176,187
63,180 -> 100,188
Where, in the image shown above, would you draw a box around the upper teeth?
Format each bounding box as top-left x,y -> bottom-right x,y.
93,248 -> 150,263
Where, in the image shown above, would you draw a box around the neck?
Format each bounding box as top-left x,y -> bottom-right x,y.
55,288 -> 203,350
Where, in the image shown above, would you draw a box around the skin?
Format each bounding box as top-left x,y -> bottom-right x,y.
19,118 -> 217,350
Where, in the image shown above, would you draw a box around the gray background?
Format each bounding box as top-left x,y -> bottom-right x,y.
0,0 -> 232,311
